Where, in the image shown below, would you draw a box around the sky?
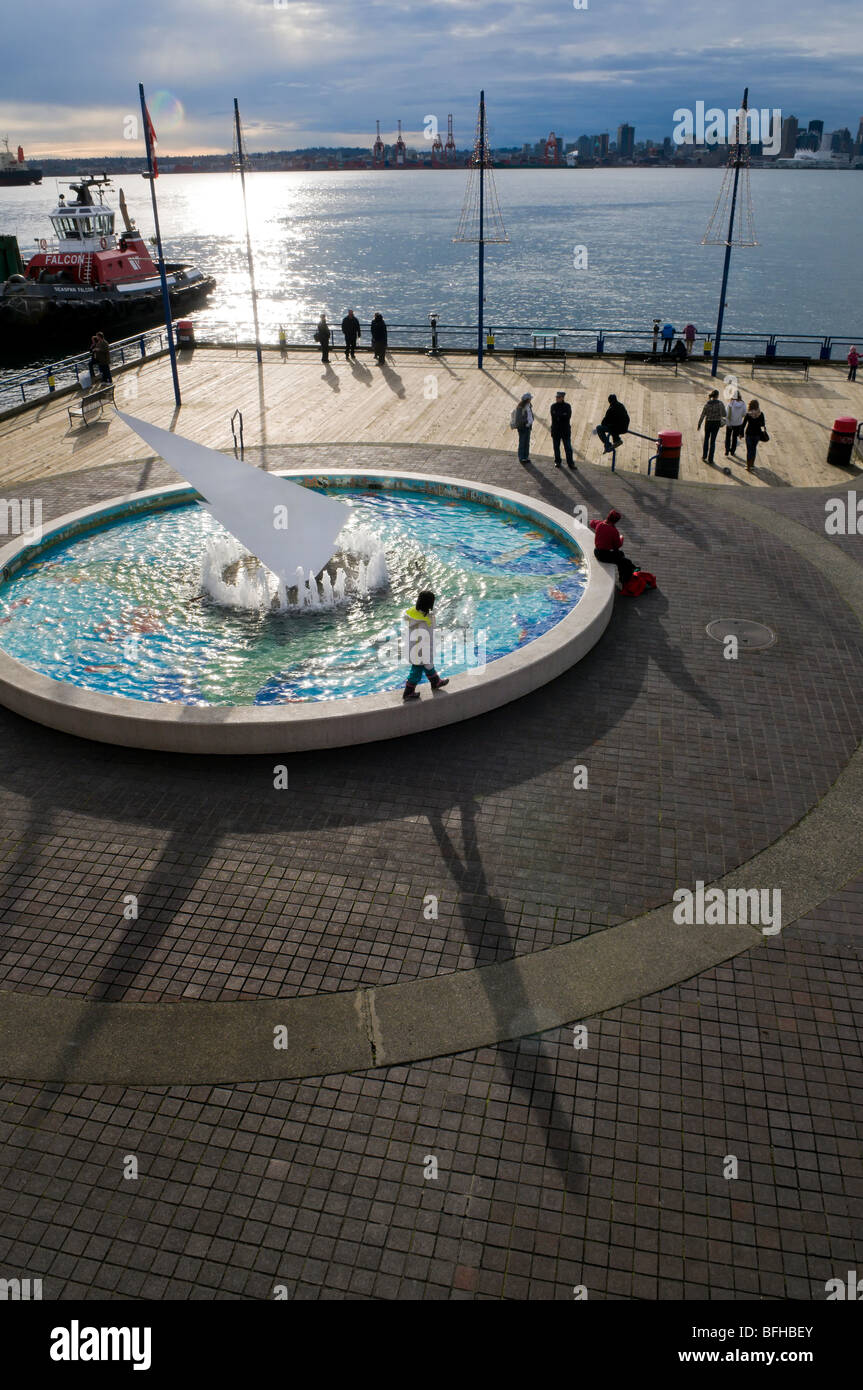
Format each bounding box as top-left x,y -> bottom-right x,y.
2,0 -> 862,157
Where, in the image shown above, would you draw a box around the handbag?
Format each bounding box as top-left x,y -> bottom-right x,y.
760,429 -> 770,442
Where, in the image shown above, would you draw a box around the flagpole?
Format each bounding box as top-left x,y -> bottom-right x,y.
139,81 -> 181,409
234,99 -> 262,365
711,87 -> 747,380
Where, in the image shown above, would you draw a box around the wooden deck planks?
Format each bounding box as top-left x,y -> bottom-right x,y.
0,348 -> 859,490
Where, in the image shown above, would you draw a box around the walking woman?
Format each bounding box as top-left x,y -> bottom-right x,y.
743,399 -> 768,473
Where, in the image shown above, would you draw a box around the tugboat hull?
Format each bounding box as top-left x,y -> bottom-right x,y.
0,267 -> 216,354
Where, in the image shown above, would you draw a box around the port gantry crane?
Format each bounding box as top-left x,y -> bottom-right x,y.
394,120 -> 406,165
445,114 -> 457,162
372,120 -> 385,165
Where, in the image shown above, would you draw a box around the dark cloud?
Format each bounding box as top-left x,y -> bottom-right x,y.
3,0 -> 861,153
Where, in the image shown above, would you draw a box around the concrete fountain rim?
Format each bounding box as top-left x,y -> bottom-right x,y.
0,468 -> 615,754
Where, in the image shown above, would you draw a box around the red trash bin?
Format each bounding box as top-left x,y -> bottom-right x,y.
176,319 -> 195,348
655,429 -> 682,479
827,416 -> 857,467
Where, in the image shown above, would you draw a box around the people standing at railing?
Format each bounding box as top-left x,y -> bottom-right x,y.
341,310 -> 360,361
661,321 -> 675,355
314,314 -> 331,363
370,312 -> 388,365
725,391 -> 746,458
697,389 -> 725,464
90,332 -> 112,384
848,346 -> 859,382
743,399 -> 768,473
671,337 -> 688,364
596,394 -> 629,453
684,323 -> 696,355
550,391 -> 575,469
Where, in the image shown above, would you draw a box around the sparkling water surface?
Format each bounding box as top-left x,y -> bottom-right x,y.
0,486 -> 587,704
2,168 -> 861,357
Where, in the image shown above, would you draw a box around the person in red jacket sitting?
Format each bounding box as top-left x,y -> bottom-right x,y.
589,509 -> 637,584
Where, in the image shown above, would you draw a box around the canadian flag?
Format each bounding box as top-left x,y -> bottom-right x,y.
144,104 -> 158,177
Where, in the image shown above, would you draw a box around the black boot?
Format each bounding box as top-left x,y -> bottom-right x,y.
403,682 -> 420,701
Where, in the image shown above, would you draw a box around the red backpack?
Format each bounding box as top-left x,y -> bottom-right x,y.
619,570 -> 657,597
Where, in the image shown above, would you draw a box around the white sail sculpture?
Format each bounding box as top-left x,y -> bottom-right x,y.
117,411 -> 351,586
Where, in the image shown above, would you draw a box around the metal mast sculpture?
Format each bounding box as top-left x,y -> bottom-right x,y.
454,91 -> 508,368
702,87 -> 758,378
232,98 -> 262,365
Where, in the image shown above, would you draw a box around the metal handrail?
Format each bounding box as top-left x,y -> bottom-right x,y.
231,409 -> 244,459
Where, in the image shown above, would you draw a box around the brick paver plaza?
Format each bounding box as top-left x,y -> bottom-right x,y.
0,355 -> 861,1301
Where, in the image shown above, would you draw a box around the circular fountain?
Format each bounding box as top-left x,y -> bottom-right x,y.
0,471 -> 614,753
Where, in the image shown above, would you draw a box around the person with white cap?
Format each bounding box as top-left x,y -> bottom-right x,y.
513,392 -> 534,465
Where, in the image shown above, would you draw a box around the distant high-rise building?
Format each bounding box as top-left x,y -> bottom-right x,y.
854,117 -> 863,155
596,132 -> 609,159
832,128 -> 852,155
779,115 -> 798,158
808,119 -> 824,143
577,134 -> 593,161
617,123 -> 635,159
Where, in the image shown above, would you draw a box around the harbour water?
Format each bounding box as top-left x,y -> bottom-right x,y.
1,168 -> 861,367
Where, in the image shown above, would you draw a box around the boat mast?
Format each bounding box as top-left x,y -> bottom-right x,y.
233,98 -> 262,366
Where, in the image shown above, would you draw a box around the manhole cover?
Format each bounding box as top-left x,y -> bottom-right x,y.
706,619 -> 777,649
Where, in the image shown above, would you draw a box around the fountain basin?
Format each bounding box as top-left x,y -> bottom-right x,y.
0,470 -> 614,753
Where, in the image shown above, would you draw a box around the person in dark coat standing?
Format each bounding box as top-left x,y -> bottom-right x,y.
550,391 -> 575,469
596,394 -> 629,453
91,332 -> 112,384
370,312 -> 388,365
315,314 -> 331,363
341,310 -> 360,360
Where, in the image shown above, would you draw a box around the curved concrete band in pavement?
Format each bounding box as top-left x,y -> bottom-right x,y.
0,486 -> 860,1085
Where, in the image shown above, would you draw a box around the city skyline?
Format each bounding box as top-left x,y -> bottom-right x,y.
20,105 -> 863,171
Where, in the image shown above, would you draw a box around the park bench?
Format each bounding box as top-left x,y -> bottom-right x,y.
751,355 -> 810,381
623,350 -> 679,376
512,346 -> 567,370
67,383 -> 115,428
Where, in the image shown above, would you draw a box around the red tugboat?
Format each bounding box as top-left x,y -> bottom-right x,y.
0,174 -> 215,347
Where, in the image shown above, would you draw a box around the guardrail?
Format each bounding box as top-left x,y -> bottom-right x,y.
2,318 -> 861,414
191,319 -> 863,361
